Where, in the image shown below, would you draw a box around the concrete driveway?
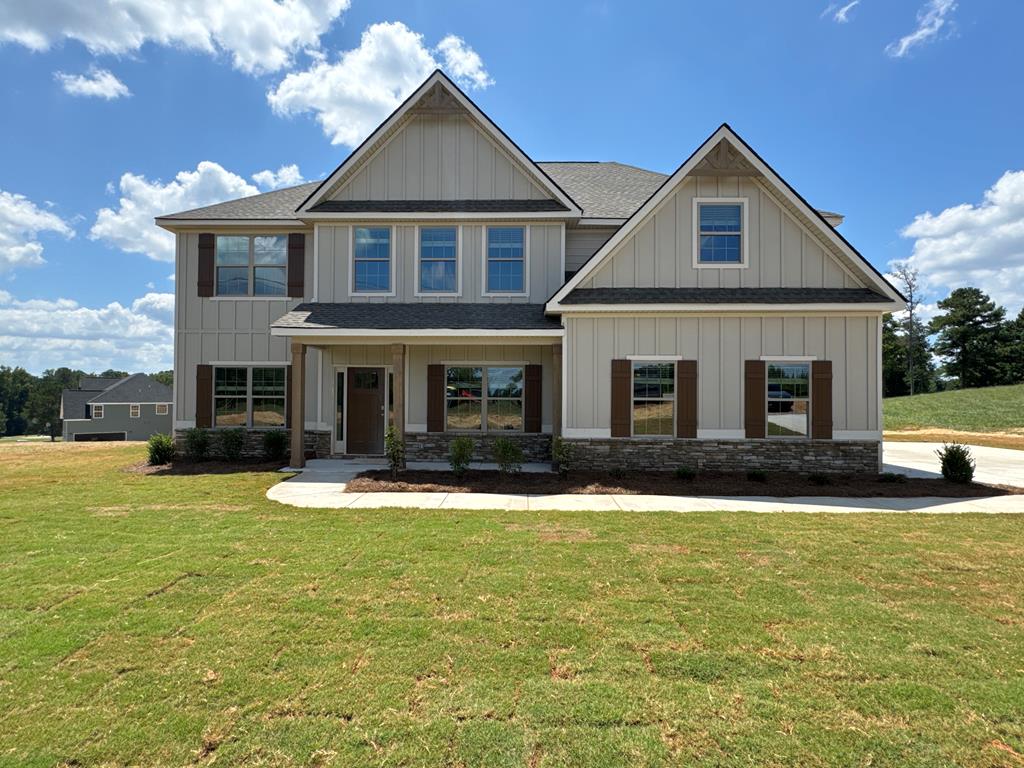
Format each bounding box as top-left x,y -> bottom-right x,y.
883,442 -> 1024,488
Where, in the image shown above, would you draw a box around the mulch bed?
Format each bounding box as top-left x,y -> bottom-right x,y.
346,469 -> 1017,498
125,460 -> 288,476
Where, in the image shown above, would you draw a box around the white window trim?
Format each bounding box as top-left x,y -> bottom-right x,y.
92,404 -> 104,419
215,235 -> 289,298
630,360 -> 676,439
349,224 -> 397,297
481,225 -> 530,297
443,363 -> 527,434
764,359 -> 812,440
212,364 -> 288,430
331,364 -> 394,455
692,197 -> 749,269
414,224 -> 462,297
129,404 -> 141,419
156,404 -> 169,416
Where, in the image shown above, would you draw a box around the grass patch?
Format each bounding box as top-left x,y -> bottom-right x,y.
1,443 -> 1023,766
884,383 -> 1024,433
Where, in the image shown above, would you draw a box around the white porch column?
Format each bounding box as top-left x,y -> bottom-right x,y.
290,341 -> 306,468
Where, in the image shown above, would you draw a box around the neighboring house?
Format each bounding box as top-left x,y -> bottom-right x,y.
156,70 -> 905,472
60,374 -> 173,442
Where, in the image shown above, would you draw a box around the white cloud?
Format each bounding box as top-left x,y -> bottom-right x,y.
0,190 -> 75,273
886,0 -> 956,58
0,0 -> 351,75
0,290 -> 173,374
897,170 -> 1024,314
267,21 -> 492,146
833,0 -> 860,23
90,161 -> 258,262
252,164 -> 304,190
54,66 -> 130,99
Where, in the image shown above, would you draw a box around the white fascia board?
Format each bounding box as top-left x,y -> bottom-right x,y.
270,327 -> 565,338
155,219 -> 307,232
551,303 -> 900,314
298,71 -> 582,216
299,211 -> 576,221
576,218 -> 626,226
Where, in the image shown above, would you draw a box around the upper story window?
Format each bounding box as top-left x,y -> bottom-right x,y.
91,404 -> 104,419
766,362 -> 810,438
353,227 -> 392,293
694,199 -> 746,267
215,235 -> 287,296
418,226 -> 458,294
130,404 -> 141,418
486,226 -> 525,294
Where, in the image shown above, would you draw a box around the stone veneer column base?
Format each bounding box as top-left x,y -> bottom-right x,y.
404,432 -> 552,463
563,438 -> 881,474
173,429 -> 331,461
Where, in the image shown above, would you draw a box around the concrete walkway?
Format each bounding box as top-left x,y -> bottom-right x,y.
882,441 -> 1024,487
266,448 -> 1024,513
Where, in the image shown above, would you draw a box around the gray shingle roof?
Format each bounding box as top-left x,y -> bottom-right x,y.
537,162 -> 667,219
272,303 -> 561,331
79,376 -> 123,390
561,287 -> 891,305
89,373 -> 172,404
61,389 -> 96,420
158,182 -> 319,221
308,199 -> 568,213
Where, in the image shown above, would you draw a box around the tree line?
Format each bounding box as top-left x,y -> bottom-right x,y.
0,367 -> 173,439
883,264 -> 1024,397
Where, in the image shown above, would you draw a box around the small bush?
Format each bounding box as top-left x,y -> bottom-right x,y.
879,471 -> 907,484
937,443 -> 975,484
675,465 -> 697,481
147,433 -> 175,465
182,427 -> 210,462
808,472 -> 831,486
747,469 -> 768,483
493,436 -> 523,475
449,436 -> 474,477
263,429 -> 289,462
609,466 -> 627,481
217,428 -> 245,462
384,425 -> 405,479
552,436 -> 577,477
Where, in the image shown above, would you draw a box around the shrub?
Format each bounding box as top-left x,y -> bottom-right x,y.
384,425 -> 405,479
746,469 -> 768,483
449,436 -> 474,477
263,429 -> 289,463
216,428 -> 245,462
675,465 -> 697,481
609,466 -> 627,481
879,471 -> 907,484
493,437 -> 523,475
182,428 -> 210,462
937,443 -> 975,484
552,436 -> 578,477
147,433 -> 176,465
808,472 -> 831,486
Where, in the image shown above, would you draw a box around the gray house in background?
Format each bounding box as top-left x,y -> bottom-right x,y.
60,374 -> 173,441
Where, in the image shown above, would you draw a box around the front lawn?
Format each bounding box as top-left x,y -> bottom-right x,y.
884,383 -> 1024,433
1,443 -> 1023,766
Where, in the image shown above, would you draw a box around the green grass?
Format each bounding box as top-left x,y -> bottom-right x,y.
0,435 -> 60,443
884,383 -> 1024,432
2,444 -> 1024,767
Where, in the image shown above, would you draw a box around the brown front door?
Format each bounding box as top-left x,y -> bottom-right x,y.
347,367 -> 385,454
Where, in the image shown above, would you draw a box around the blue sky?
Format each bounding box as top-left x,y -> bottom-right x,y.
1,0 -> 1022,373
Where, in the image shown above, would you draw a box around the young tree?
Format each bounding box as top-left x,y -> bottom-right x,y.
901,316 -> 936,394
929,287 -> 1006,389
882,314 -> 909,397
1003,307 -> 1024,384
891,262 -> 922,394
24,368 -> 79,441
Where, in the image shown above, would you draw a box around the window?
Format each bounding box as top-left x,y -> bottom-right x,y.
419,227 -> 458,293
215,235 -> 288,296
696,201 -> 745,265
353,227 -> 392,293
767,362 -> 810,438
214,366 -> 287,428
445,366 -> 524,432
92,404 -> 104,419
632,362 -> 675,436
156,403 -> 169,416
486,227 -> 525,293
130,404 -> 141,418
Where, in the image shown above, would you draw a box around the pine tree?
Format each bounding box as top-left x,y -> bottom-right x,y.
929,287 -> 1006,389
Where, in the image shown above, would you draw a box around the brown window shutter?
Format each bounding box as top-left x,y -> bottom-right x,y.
676,360 -> 698,438
611,359 -> 631,438
427,364 -> 444,432
811,360 -> 833,439
524,364 -> 542,433
288,233 -> 305,298
285,366 -> 293,427
196,364 -> 213,428
744,360 -> 766,438
197,234 -> 215,297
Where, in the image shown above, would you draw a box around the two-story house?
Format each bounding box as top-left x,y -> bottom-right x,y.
157,70 -> 905,473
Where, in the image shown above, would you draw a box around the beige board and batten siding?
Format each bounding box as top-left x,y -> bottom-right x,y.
565,226 -> 617,275
564,314 -> 880,436
328,114 -> 550,202
173,230 -> 321,428
315,224 -> 564,303
581,176 -> 865,290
